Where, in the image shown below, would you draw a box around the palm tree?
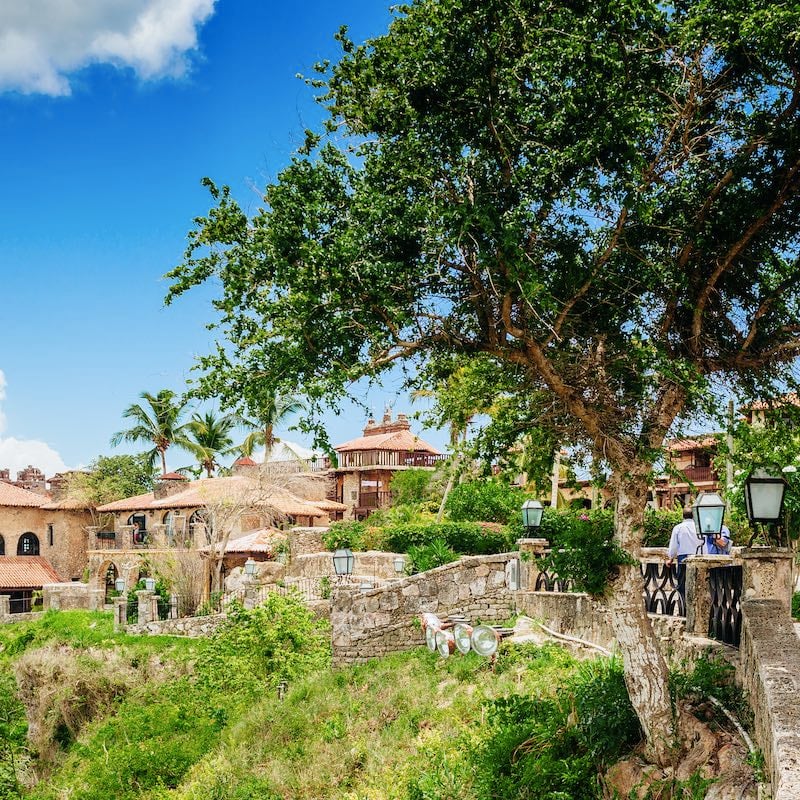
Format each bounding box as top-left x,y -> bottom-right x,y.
185,410 -> 239,477
110,390 -> 193,475
239,394 -> 304,461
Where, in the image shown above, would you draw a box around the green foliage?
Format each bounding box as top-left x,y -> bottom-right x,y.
322,520 -> 385,551
792,592 -> 800,621
195,595 -> 330,697
445,480 -> 526,524
405,539 -> 458,573
539,511 -> 635,596
383,521 -> 514,556
643,510 -> 682,548
66,454 -> 157,507
389,468 -> 433,506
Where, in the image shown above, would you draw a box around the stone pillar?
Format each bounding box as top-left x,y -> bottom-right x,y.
740,547 -> 793,612
517,538 -> 549,590
169,594 -> 178,620
137,590 -> 154,625
88,589 -> 105,611
149,594 -> 159,622
0,595 -> 10,617
120,525 -> 134,550
113,596 -> 127,632
48,593 -> 61,611
684,555 -> 732,637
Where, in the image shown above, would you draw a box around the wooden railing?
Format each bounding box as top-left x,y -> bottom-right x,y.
358,491 -> 394,509
679,466 -> 718,483
337,450 -> 446,469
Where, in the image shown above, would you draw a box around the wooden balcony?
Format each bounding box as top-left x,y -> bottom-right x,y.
358,491 -> 394,509
337,450 -> 446,469
678,466 -> 718,484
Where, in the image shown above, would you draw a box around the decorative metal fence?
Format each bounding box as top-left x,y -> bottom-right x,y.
708,564 -> 742,647
640,561 -> 685,617
533,568 -> 573,593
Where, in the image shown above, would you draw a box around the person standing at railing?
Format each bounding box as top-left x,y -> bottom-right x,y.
666,507 -> 704,599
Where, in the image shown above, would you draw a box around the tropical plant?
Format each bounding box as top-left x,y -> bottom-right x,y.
185,410 -> 240,477
239,393 -> 304,461
110,389 -> 192,475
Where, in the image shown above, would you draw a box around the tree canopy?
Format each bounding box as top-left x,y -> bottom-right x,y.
167,0 -> 800,765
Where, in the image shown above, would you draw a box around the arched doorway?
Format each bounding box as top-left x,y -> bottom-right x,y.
104,563 -> 118,603
17,532 -> 39,556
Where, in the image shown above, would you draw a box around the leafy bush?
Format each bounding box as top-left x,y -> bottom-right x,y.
445,480 -> 526,524
390,468 -> 434,505
643,510 -> 682,547
539,510 -> 633,596
322,520 -> 388,551
405,539 -> 459,573
793,592 -> 800,621
383,521 -> 514,555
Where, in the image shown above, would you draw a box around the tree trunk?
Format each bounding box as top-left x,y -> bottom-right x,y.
607,471 -> 676,767
160,448 -> 167,476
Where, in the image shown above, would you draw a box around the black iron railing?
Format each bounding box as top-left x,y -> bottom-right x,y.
708,565 -> 742,646
640,561 -> 685,617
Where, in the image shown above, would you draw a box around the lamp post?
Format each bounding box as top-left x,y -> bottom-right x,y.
744,469 -> 787,546
114,577 -> 126,594
393,555 -> 406,576
692,492 -> 726,536
521,499 -> 544,533
332,548 -> 355,579
244,557 -> 257,577
144,576 -> 156,593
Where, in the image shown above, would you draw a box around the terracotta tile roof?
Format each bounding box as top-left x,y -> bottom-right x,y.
334,429 -> 440,454
200,528 -> 286,554
233,457 -> 257,467
96,477 -> 328,518
741,393 -> 800,412
312,498 -> 348,511
0,557 -> 61,589
666,436 -> 718,452
159,472 -> 188,481
0,482 -> 48,508
95,491 -> 158,513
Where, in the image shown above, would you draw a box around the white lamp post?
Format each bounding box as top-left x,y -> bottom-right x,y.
393,555 -> 406,575
744,470 -> 787,524
244,557 -> 257,577
522,499 -> 544,532
114,577 -> 126,593
692,492 -> 726,536
144,576 -> 156,593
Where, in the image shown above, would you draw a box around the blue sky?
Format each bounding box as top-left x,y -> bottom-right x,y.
0,0 -> 446,476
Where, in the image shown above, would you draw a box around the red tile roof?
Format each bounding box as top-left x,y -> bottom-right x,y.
233,457 -> 257,467
0,557 -> 61,589
666,436 -> 718,452
334,429 -> 440,454
0,482 -> 48,508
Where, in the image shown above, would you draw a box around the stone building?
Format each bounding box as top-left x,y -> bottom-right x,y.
89,471 -> 344,600
330,411 -> 445,519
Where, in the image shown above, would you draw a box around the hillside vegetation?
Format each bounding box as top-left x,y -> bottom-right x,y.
0,604 -> 747,800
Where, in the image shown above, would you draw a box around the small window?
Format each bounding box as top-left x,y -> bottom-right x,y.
0,534 -> 4,556
17,532 -> 40,556
47,524 -> 54,547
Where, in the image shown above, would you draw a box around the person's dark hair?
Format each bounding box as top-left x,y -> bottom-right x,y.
682,507 -> 693,520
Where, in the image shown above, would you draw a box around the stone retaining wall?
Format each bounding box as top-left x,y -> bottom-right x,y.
331,553 -> 516,664
127,612 -> 228,637
42,582 -> 104,611
739,599 -> 800,799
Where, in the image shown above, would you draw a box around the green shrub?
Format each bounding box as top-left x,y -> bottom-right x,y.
321,520 -> 388,551
643,510 -> 682,547
390,469 -> 433,505
406,539 -> 459,573
445,480 -> 526,524
383,521 -> 514,555
793,592 -> 800,621
539,510 -> 633,596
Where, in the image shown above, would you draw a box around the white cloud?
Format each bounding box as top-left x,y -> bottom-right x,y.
0,0 -> 217,96
0,369 -> 68,477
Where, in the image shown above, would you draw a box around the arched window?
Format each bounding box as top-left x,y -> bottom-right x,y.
0,534 -> 5,555
17,532 -> 40,556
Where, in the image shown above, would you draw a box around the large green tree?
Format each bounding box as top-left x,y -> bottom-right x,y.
110,390 -> 193,475
185,410 -> 240,477
167,0 -> 800,765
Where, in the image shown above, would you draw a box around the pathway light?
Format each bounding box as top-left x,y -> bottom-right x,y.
744,470 -> 787,524
144,577 -> 156,593
470,625 -> 501,657
114,578 -> 126,593
393,555 -> 406,575
436,629 -> 455,658
333,548 -> 355,576
244,557 -> 257,576
522,499 -> 544,531
692,492 -> 725,536
453,622 -> 473,654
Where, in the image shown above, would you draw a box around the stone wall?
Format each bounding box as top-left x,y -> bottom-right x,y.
289,550 -> 404,581
288,527 -> 326,558
127,612 -> 228,637
331,553 -> 516,664
42,582 -> 104,611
